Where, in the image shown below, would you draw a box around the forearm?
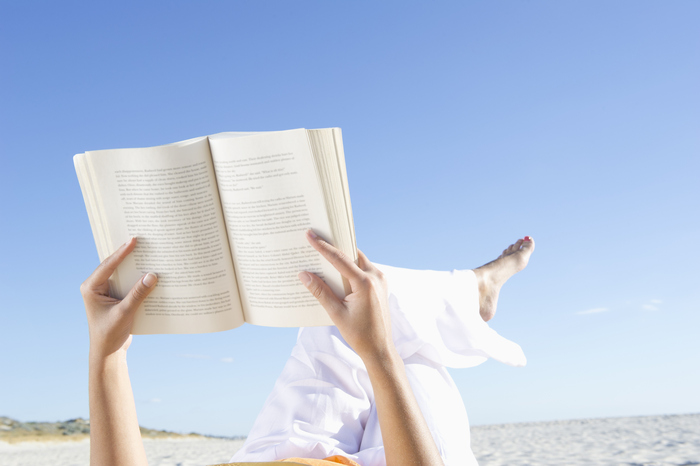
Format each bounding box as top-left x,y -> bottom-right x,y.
364,350 -> 445,466
89,350 -> 147,466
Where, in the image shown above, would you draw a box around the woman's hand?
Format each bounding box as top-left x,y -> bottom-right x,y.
83,237 -> 153,466
297,230 -> 394,363
299,230 -> 445,465
81,237 -> 158,360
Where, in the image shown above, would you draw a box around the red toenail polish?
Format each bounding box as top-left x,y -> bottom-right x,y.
524,236 -> 531,242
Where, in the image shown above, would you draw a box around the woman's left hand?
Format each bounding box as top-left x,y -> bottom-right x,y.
80,237 -> 158,360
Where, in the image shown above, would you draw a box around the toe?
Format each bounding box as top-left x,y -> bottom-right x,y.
521,236 -> 535,254
507,240 -> 522,254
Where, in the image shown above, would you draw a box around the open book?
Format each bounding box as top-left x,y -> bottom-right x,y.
74,128 -> 356,334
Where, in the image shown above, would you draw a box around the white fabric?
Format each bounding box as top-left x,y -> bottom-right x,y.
231,265 -> 526,466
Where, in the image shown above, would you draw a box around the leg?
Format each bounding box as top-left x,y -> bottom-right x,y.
234,239 -> 534,462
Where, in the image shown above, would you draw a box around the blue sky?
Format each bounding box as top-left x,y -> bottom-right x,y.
1,1 -> 698,437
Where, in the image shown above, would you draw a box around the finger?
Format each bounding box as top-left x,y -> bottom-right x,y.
306,230 -> 365,285
119,273 -> 158,315
357,250 -> 386,286
298,271 -> 345,319
356,249 -> 375,273
84,237 -> 137,290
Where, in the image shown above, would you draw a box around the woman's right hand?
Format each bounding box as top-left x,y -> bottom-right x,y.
299,230 -> 445,465
297,230 -> 395,363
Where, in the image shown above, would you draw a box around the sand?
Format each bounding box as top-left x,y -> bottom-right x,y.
0,437 -> 246,466
470,413 -> 700,466
1,414 -> 698,466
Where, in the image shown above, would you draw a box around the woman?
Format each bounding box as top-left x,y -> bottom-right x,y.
81,230 -> 534,465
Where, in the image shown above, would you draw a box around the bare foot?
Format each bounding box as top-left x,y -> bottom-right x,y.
473,236 -> 535,322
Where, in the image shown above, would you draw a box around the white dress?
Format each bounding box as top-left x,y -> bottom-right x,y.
231,265 -> 526,466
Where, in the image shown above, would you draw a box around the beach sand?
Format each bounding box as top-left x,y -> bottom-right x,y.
1,413 -> 698,465
471,413 -> 700,466
0,437 -> 246,466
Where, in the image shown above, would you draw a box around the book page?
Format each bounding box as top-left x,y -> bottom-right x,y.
209,130 -> 338,327
307,128 -> 357,283
81,138 -> 244,334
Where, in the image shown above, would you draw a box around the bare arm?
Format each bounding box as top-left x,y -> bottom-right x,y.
81,237 -> 157,466
299,230 -> 445,466
89,346 -> 145,466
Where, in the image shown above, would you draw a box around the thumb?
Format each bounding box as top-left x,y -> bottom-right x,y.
298,271 -> 343,319
120,273 -> 158,314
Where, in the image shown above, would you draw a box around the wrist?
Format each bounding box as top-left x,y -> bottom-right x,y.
361,345 -> 403,375
89,346 -> 127,368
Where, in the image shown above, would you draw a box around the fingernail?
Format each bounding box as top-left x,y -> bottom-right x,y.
142,273 -> 157,287
298,271 -> 312,286
307,229 -> 318,239
524,236 -> 532,242
124,236 -> 136,247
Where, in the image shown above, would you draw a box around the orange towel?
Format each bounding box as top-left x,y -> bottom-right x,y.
282,456 -> 361,466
